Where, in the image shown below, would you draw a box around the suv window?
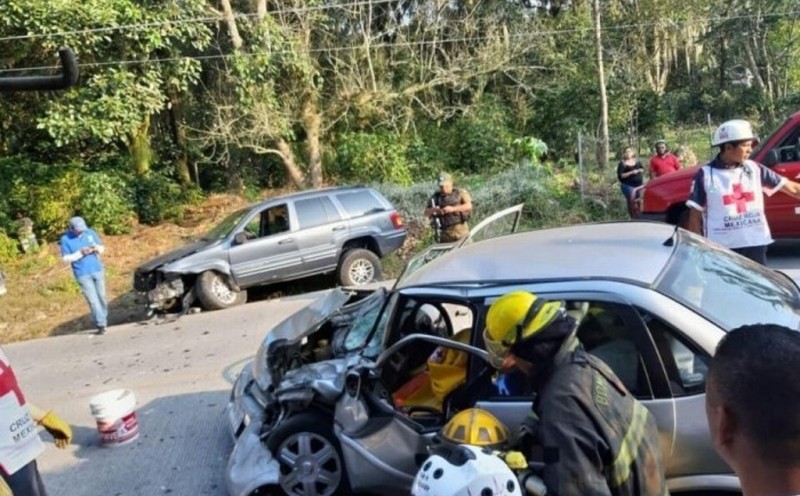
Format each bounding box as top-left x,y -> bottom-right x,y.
335,190 -> 385,217
243,204 -> 290,238
296,197 -> 338,229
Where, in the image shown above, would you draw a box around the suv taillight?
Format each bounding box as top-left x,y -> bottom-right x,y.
390,211 -> 404,229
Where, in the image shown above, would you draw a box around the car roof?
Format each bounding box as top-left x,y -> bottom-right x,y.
252,185 -> 373,209
397,221 -> 678,289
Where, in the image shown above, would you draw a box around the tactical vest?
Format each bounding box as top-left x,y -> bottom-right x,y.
434,189 -> 470,228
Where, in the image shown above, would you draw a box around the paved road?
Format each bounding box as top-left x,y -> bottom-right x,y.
7,292 -> 320,496
7,244 -> 800,496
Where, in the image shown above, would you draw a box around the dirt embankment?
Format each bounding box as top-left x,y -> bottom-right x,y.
0,195 -> 250,343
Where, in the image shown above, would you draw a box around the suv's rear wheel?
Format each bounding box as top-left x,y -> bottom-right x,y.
195,270 -> 247,310
337,249 -> 381,286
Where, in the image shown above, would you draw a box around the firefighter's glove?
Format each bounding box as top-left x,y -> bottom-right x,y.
504,451 -> 528,471
39,411 -> 72,449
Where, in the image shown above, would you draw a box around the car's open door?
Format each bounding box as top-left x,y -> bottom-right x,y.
395,204 -> 524,287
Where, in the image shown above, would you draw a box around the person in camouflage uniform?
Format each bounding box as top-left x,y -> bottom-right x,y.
482,291 -> 667,496
15,216 -> 39,254
423,172 -> 472,243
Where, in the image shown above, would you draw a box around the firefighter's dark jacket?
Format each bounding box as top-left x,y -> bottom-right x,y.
526,337 -> 667,496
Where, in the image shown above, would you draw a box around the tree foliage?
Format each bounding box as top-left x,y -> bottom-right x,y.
1,0 -> 799,237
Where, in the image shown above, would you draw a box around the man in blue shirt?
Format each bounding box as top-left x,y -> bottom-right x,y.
59,217 -> 108,334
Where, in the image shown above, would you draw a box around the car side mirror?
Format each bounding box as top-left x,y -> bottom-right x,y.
233,232 -> 248,245
763,149 -> 779,167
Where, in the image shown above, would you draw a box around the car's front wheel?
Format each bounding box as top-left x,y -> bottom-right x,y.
337,248 -> 382,286
266,412 -> 349,496
195,270 -> 247,310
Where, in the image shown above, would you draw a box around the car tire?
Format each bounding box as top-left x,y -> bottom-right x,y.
266,411 -> 350,496
195,270 -> 247,310
337,249 -> 382,286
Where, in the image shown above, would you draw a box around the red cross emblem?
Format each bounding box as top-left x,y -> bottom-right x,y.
722,183 -> 755,213
0,360 -> 26,405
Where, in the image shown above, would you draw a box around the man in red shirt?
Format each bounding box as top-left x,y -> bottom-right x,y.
649,140 -> 682,178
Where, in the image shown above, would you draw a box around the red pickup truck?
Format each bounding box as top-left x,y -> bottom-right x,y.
634,110 -> 800,236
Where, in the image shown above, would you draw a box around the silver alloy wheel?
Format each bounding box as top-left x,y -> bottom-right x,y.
348,258 -> 375,285
277,432 -> 343,496
210,273 -> 238,305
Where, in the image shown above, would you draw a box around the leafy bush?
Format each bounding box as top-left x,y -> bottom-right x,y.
332,130 -> 415,186
0,231 -> 19,264
77,172 -> 135,234
133,173 -> 186,225
450,100 -> 518,173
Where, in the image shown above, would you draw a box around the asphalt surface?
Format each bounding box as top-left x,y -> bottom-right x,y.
6,292 -> 320,496
6,242 -> 800,496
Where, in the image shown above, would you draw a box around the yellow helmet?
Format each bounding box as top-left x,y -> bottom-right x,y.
441,408 -> 510,449
483,291 -> 564,368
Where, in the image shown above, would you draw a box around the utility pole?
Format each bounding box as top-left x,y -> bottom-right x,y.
592,0 -> 609,169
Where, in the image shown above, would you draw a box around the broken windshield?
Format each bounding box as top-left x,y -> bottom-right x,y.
340,289 -> 390,358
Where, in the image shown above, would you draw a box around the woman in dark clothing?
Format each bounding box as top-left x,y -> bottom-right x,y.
617,147 -> 644,217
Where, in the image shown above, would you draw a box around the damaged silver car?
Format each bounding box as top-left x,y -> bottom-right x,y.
133,186 -> 406,313
226,217 -> 798,496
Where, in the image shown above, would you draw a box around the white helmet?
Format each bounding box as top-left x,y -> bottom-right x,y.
412,444 -> 522,496
711,119 -> 759,147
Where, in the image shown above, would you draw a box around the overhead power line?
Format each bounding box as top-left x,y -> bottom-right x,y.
0,0 -> 400,43
1,9 -> 799,75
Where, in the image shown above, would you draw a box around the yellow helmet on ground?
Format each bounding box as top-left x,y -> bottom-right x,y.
483,291 -> 564,368
441,408 -> 510,450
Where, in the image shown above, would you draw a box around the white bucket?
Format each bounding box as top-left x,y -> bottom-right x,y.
89,389 -> 140,447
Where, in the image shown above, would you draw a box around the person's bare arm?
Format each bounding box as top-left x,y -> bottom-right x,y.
779,180 -> 800,198
687,208 -> 703,235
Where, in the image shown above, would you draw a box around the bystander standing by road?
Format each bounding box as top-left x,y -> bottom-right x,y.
649,140 -> 682,179
59,216 -> 108,334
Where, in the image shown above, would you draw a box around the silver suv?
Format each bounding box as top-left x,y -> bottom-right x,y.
133,186 -> 406,312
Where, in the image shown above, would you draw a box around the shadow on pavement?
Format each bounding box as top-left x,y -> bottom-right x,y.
44,390 -> 233,496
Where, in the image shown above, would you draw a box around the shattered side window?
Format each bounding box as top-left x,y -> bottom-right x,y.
341,290 -> 393,358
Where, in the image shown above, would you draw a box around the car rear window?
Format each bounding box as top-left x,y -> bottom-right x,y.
335,190 -> 386,217
656,234 -> 800,331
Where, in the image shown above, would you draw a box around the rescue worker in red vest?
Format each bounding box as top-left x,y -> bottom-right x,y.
0,347 -> 72,496
482,291 -> 666,496
686,119 -> 800,265
423,172 -> 472,243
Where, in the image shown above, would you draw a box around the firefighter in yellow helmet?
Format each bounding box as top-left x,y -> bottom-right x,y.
483,291 -> 667,496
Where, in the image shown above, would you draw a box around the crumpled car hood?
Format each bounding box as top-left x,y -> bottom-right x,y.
253,288 -> 352,391
136,239 -> 213,272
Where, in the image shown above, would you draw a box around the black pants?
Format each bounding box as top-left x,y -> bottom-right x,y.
2,460 -> 48,496
732,245 -> 768,265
